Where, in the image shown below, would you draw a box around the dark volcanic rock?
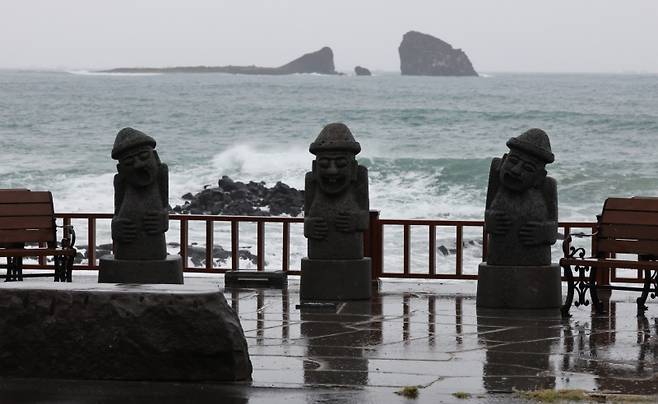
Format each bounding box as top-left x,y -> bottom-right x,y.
278,47 -> 336,75
173,176 -> 304,217
354,66 -> 372,76
102,47 -> 338,75
0,283 -> 252,381
399,31 -> 478,76
168,242 -> 259,268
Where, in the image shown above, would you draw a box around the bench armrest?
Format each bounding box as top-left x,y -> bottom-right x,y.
56,224 -> 76,248
561,234 -> 592,260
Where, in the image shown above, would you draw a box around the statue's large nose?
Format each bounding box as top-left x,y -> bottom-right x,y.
326,161 -> 338,175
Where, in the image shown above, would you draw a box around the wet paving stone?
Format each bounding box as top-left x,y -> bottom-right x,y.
3,275 -> 658,402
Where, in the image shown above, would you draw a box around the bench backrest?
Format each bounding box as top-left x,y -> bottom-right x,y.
597,197 -> 658,257
0,190 -> 56,246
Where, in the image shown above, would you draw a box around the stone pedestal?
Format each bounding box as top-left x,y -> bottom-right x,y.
98,254 -> 183,284
476,263 -> 562,309
0,282 -> 252,381
300,257 -> 371,300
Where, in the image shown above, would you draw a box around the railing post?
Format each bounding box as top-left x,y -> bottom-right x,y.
429,225 -> 436,275
403,224 -> 411,275
205,220 -> 214,271
231,220 -> 240,270
88,217 -> 96,269
282,222 -> 290,272
366,210 -> 382,281
179,218 -> 188,270
455,225 -> 463,276
256,221 -> 265,271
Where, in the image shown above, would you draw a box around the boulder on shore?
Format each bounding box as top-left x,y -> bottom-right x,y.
399,31 -> 478,76
354,66 -> 372,76
173,175 -> 304,217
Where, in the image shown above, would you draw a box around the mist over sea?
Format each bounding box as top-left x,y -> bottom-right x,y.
1,70 -> 657,271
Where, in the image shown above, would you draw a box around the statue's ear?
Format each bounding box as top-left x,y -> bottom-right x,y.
534,168 -> 548,187
351,159 -> 358,182
152,150 -> 162,165
312,160 -> 317,176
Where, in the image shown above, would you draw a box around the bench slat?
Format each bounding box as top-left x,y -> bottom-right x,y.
0,203 -> 54,217
0,216 -> 54,230
598,224 -> 658,241
0,247 -> 76,257
597,239 -> 658,256
0,229 -> 54,244
600,210 -> 658,226
0,191 -> 52,204
605,197 -> 658,212
560,257 -> 658,270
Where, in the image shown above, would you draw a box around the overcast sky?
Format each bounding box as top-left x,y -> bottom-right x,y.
1,0 -> 657,73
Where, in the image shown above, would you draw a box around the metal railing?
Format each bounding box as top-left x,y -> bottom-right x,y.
14,211 -> 646,284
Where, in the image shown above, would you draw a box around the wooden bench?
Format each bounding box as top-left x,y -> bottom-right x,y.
0,190 -> 76,282
561,197 -> 658,317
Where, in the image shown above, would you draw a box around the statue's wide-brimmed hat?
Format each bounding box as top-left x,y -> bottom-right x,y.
310,123 -> 361,155
111,127 -> 156,160
506,128 -> 554,163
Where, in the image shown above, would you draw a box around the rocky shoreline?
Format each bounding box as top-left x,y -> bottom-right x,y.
172,175 -> 304,217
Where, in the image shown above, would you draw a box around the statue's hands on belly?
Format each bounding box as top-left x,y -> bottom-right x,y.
485,209 -> 512,235
144,210 -> 168,235
335,211 -> 357,233
112,217 -> 137,243
304,217 -> 328,240
519,221 -> 556,246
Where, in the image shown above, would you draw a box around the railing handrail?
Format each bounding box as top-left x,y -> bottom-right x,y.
18,212 -> 635,283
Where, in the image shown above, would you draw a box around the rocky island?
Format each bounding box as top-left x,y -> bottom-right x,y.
102,47 -> 338,75
399,31 -> 478,76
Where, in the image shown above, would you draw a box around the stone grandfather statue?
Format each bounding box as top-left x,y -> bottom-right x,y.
300,123 -> 371,300
484,128 -> 558,266
111,128 -> 169,260
477,128 -> 561,309
98,127 -> 183,284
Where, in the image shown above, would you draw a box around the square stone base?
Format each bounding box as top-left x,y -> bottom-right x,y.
476,262 -> 562,309
98,254 -> 183,284
300,257 -> 371,301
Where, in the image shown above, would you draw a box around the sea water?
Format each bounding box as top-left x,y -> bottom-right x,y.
1,70 -> 657,272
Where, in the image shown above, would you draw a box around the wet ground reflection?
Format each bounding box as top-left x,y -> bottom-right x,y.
2,277 -> 658,403
229,280 -> 658,397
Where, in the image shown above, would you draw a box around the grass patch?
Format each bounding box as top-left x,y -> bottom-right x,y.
517,389 -> 657,403
517,389 -> 587,402
395,386 -> 419,399
452,391 -> 471,399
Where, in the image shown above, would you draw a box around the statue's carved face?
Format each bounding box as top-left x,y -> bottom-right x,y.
499,149 -> 545,192
315,151 -> 355,195
117,146 -> 159,188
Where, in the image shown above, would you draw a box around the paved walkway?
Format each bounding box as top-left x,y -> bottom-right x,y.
2,274 -> 658,403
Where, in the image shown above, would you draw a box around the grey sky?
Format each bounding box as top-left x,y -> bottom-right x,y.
1,0 -> 657,73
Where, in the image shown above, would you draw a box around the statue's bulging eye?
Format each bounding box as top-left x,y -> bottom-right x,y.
335,158 -> 348,168
140,151 -> 150,160
318,159 -> 330,168
123,157 -> 134,166
523,163 -> 536,173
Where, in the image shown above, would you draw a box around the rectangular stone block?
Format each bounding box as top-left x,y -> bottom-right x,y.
0,282 -> 251,381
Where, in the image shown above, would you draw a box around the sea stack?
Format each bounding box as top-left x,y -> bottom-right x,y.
399,31 -> 478,76
354,66 -> 372,76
